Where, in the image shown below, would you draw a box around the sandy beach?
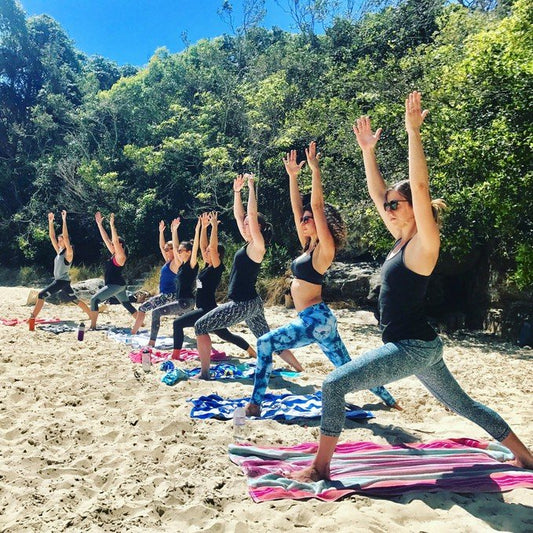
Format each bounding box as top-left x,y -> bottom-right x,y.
0,285 -> 531,532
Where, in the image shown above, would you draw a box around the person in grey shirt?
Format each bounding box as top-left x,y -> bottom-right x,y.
30,211 -> 91,321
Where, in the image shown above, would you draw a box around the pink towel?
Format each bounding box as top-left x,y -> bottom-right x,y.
0,317 -> 61,326
129,346 -> 227,364
229,438 -> 533,502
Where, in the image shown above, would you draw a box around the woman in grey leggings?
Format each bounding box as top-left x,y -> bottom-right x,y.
90,212 -> 138,329
194,173 -> 301,379
288,92 -> 532,482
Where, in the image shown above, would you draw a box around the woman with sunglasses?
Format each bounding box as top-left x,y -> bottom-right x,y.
245,141 -> 399,417
146,217 -> 198,347
130,220 -> 180,334
194,173 -> 301,380
170,211 -> 257,359
90,212 -> 138,329
287,92 -> 533,482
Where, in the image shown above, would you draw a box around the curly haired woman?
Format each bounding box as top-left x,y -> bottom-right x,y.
246,142 -> 399,416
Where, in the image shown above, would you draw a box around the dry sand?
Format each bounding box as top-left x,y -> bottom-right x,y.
0,286 -> 531,532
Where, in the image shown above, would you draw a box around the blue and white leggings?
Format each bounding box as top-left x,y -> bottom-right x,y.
320,336 -> 511,441
249,302 -> 396,407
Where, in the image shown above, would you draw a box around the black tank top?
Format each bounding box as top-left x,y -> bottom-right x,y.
176,261 -> 198,299
378,241 -> 436,343
104,256 -> 126,286
291,250 -> 324,285
227,245 -> 260,302
196,264 -> 224,311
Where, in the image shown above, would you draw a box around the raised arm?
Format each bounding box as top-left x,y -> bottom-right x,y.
109,213 -> 126,266
233,175 -> 247,240
305,142 -> 335,268
190,216 -> 201,270
199,213 -> 209,263
405,91 -> 440,257
61,210 -> 74,263
244,173 -> 266,261
208,211 -> 222,268
48,212 -> 59,254
283,150 -> 307,248
353,117 -> 397,237
158,220 -> 168,261
170,217 -> 184,267
95,211 -> 115,254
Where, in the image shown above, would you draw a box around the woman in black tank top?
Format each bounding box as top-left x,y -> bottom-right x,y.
90,212 -> 138,329
246,142 -> 399,416
288,92 -> 533,483
169,212 -> 256,359
193,174 -> 300,380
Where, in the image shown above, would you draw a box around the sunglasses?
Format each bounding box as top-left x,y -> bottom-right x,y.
300,215 -> 314,224
383,199 -> 409,211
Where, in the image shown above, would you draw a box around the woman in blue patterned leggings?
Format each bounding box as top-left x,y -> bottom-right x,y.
245,142 -> 399,417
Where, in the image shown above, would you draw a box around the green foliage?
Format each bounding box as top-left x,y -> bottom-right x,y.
0,0 -> 530,290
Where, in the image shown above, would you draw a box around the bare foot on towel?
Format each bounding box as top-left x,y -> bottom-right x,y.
287,464 -> 330,482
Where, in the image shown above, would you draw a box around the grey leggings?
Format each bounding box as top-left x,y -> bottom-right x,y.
321,336 -> 511,442
195,296 -> 270,339
90,284 -> 137,314
149,298 -> 195,341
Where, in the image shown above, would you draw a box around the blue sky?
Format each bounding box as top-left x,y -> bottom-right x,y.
18,0 -> 311,66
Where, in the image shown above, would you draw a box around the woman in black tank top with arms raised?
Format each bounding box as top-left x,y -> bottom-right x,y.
90,212 -> 138,329
288,92 -> 533,483
194,173 -> 300,380
246,142 -> 399,416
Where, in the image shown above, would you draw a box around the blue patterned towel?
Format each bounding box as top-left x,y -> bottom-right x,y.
188,391 -> 374,421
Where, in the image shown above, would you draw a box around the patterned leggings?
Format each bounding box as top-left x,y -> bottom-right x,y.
139,292 -> 174,313
194,296 -> 270,340
173,307 -> 250,351
320,336 -> 511,441
249,302 -> 396,407
149,298 -> 195,341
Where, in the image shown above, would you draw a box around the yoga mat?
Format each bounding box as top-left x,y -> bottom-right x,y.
229,438 -> 533,502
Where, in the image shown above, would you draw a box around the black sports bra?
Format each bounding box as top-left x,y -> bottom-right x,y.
291,251 -> 324,285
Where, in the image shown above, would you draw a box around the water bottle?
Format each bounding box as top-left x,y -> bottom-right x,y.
28,316 -> 35,331
77,322 -> 85,341
233,407 -> 247,442
141,347 -> 151,373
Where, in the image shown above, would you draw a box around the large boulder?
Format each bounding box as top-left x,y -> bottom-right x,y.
323,262 -> 380,305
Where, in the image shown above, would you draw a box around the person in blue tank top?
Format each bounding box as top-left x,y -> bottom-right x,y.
30,210 -> 92,322
131,220 -> 180,334
287,92 -> 533,482
246,142 -> 399,417
194,173 -> 301,380
146,216 -> 198,346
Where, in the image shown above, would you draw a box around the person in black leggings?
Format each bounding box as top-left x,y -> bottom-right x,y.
170,212 -> 256,359
194,174 -> 302,380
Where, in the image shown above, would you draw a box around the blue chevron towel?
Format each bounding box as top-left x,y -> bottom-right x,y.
188,391 -> 374,421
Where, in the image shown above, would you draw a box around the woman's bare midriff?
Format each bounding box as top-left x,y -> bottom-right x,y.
290,278 -> 323,312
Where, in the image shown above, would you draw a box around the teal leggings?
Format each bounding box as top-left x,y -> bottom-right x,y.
250,302 -> 396,407
320,336 -> 511,441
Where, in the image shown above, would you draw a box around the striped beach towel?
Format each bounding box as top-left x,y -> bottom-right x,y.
229,438 -> 533,501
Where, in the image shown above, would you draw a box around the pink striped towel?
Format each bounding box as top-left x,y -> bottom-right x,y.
229,438 -> 533,502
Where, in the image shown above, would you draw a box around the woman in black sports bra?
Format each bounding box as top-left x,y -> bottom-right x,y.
246,142 -> 399,416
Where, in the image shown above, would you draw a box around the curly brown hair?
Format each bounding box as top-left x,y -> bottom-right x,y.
302,203 -> 347,251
